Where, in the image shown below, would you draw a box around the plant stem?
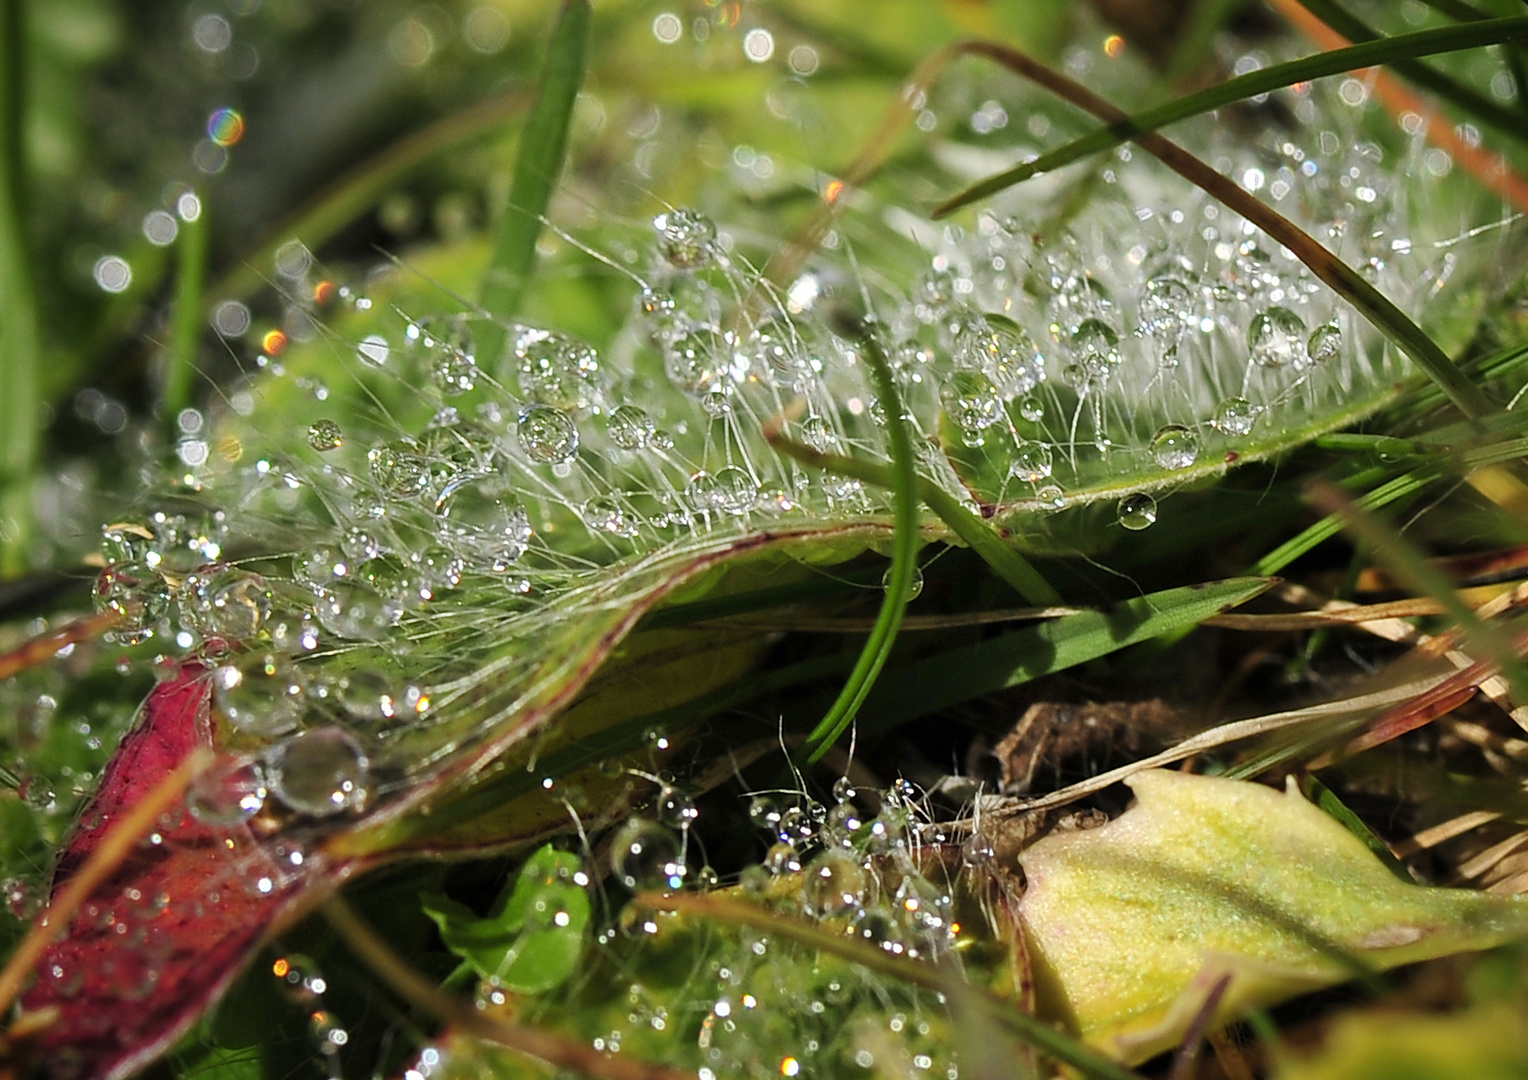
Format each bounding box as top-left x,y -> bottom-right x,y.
0,0 -> 39,577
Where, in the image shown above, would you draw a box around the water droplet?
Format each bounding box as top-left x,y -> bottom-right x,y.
1307,320 -> 1342,363
296,544 -> 348,587
1010,440 -> 1054,483
583,496 -> 638,538
1071,317 -> 1121,377
1139,271 -> 1198,344
266,727 -> 369,816
516,330 -> 601,411
315,580 -> 400,641
436,475 -> 533,569
181,566 -> 273,640
961,314 -> 1043,396
1018,395 -> 1044,423
657,787 -> 698,829
940,369 -> 1003,442
1117,492 -> 1158,531
93,563 -> 169,643
802,851 -> 867,917
517,405 -> 579,464
664,332 -> 715,394
700,387 -> 732,418
654,208 -> 716,269
1150,425 -> 1199,470
1211,397 -> 1258,437
611,818 -> 685,890
686,467 -> 756,515
882,564 -> 924,599
801,416 -> 837,453
1248,306 -> 1307,368
430,341 -> 478,396
607,404 -> 655,449
187,754 -> 267,827
306,420 -> 343,452
213,656 -> 308,736
368,439 -> 431,498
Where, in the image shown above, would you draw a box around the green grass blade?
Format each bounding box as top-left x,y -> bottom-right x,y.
161,200 -> 209,428
766,438 -> 1062,606
861,578 -> 1275,730
796,330 -> 920,765
1250,468 -> 1436,576
478,0 -> 590,335
1293,0 -> 1528,139
1299,774 -> 1411,881
0,0 -> 38,578
937,16 -> 1528,204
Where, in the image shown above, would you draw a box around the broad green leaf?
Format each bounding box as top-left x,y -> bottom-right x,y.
422,845 -> 590,993
1019,770 -> 1528,1064
862,577 -> 1274,730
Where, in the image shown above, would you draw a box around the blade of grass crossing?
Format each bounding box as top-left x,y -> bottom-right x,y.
861,578 -> 1275,731
1308,479 -> 1528,703
1291,0 -> 1528,140
477,0 -> 591,357
0,0 -> 38,577
935,16 -> 1528,203
795,331 -> 920,765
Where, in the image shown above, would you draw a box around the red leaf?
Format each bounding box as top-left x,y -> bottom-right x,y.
17,665 -> 320,1080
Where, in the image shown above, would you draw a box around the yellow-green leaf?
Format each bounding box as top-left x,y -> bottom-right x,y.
1018,770 -> 1528,1064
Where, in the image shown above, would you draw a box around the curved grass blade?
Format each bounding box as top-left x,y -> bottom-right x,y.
932,40 -> 1496,420
1289,0 -> 1528,141
795,328 -> 919,765
861,577 -> 1275,731
934,16 -> 1528,204
478,0 -> 591,332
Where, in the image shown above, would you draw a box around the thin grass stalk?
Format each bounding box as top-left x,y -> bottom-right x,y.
0,0 -> 39,577
162,200 -> 208,429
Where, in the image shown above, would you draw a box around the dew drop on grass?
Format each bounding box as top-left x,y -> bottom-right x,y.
654,208 -> 716,269
516,405 -> 579,464
1307,320 -> 1342,363
274,954 -> 327,1004
1212,396 -> 1258,437
436,477 -> 533,568
802,850 -> 868,917
700,387 -> 733,418
306,419 -> 343,452
1117,492 -> 1158,531
657,787 -> 698,829
1248,305 -> 1307,368
1071,316 -> 1121,376
213,656 -> 307,736
182,566 -> 273,639
267,726 -> 369,816
516,332 -> 600,411
882,564 -> 924,599
940,369 -> 1003,441
612,818 -> 685,890
1010,440 -> 1054,483
607,404 -> 655,449
583,496 -> 637,538
368,439 -> 430,498
961,314 -> 1042,396
315,580 -> 400,641
801,416 -> 836,453
1150,424 -> 1199,470
430,344 -> 477,396
1018,395 -> 1044,422
687,467 -> 756,515
186,754 -> 267,827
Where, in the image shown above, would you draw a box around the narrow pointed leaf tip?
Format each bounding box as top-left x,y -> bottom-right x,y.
1018,769 -> 1528,1065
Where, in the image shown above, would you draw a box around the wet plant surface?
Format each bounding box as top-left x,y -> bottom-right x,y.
7,1 -> 1528,1078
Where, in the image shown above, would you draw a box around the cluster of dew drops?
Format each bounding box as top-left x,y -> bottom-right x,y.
86,99 -> 1452,842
